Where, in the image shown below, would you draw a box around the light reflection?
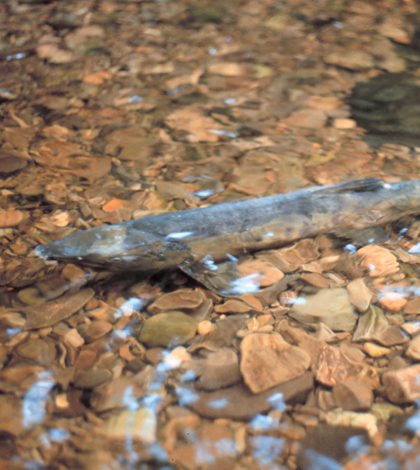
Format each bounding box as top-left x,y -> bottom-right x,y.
165,232 -> 194,240
250,435 -> 285,467
345,435 -> 367,455
224,273 -> 261,295
208,129 -> 238,138
7,327 -> 23,336
249,414 -> 279,432
23,371 -> 55,429
208,398 -> 228,409
301,449 -> 343,470
408,243 -> 420,254
175,387 -> 199,406
114,297 -> 145,319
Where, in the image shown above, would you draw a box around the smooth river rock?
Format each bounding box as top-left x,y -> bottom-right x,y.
289,288 -> 358,332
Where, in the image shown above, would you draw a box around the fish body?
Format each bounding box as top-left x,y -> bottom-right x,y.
35,178 -> 420,274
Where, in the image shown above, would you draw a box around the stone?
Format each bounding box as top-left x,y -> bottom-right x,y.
102,407 -> 157,443
357,246 -> 399,277
289,288 -> 358,332
77,320 -> 113,343
186,371 -> 313,420
405,334 -> 420,360
139,311 -> 197,348
379,292 -> 407,312
404,296 -> 420,314
148,289 -> 204,314
346,278 -> 373,313
283,108 -> 327,129
240,333 -> 310,393
15,338 -> 56,366
324,50 -> 374,70
332,380 -> 374,411
0,210 -> 23,228
382,364 -> 420,403
189,348 -> 241,391
315,345 -> 380,391
326,409 -> 379,440
352,305 -> 408,347
363,342 -> 390,358
23,288 -> 95,330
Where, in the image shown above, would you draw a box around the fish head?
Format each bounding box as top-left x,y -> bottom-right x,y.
35,225 -> 193,271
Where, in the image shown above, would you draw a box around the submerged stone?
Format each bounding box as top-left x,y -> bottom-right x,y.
139,311 -> 197,348
240,332 -> 310,393
289,288 -> 358,332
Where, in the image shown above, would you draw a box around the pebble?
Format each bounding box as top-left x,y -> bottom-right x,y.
190,347 -> 241,390
352,305 -> 408,347
403,295 -> 420,314
379,292 -> 407,312
24,288 -> 95,330
283,108 -> 327,129
77,320 -> 113,343
405,334 -> 420,360
148,289 -> 205,314
139,311 -> 197,348
326,409 -> 379,440
315,345 -> 380,391
332,380 -> 374,411
0,210 -> 23,228
289,288 -> 358,332
346,278 -> 373,312
324,50 -> 374,70
363,342 -> 390,358
357,246 -> 399,277
15,337 -> 56,366
240,332 -> 310,393
383,364 -> 420,403
103,407 -> 157,443
187,371 -> 313,420
333,118 -> 357,129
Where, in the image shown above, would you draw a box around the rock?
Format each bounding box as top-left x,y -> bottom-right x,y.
240,333 -> 310,393
276,319 -> 326,370
283,108 -> 327,129
332,380 -> 374,411
346,278 -> 373,313
102,407 -> 157,443
289,288 -> 358,332
357,246 -> 399,277
326,409 -> 379,440
315,345 -> 380,391
148,289 -> 204,314
189,347 -> 241,390
186,371 -> 313,420
0,210 -> 23,228
352,305 -> 408,347
24,288 -> 95,330
15,338 -> 56,366
324,50 -> 374,70
363,342 -> 390,358
214,299 -> 254,314
333,118 -> 357,129
77,320 -> 113,343
379,292 -> 407,312
405,335 -> 420,360
382,364 -> 420,403
139,311 -> 197,348
404,296 -> 420,314
0,395 -> 24,436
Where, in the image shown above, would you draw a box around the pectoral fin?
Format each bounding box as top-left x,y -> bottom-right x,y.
180,257 -> 261,296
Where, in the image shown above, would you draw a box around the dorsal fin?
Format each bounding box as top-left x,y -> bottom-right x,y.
323,178 -> 384,194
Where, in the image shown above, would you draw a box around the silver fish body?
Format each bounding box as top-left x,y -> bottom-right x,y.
35,178 -> 420,271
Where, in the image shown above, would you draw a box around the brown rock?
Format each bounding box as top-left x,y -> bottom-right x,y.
357,246 -> 399,277
24,288 -> 95,330
315,345 -> 380,391
324,50 -> 374,70
0,210 -> 23,228
383,364 -> 420,403
352,305 -> 408,347
346,278 -> 373,313
240,333 -> 310,393
405,335 -> 420,360
77,320 -> 113,343
15,338 -> 56,366
148,289 -> 204,314
187,371 -> 313,420
283,108 -> 327,129
404,296 -> 420,314
189,348 -> 241,391
332,380 -> 374,411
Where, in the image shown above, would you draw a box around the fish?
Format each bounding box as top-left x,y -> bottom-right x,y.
34,178 -> 420,293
